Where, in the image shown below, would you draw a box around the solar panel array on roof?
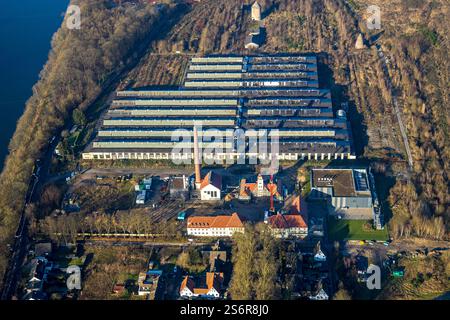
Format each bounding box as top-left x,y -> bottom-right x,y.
354,170 -> 369,192
83,55 -> 355,160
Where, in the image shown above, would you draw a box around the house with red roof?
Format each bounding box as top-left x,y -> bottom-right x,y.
266,195 -> 308,238
187,213 -> 244,237
266,213 -> 308,239
179,272 -> 224,299
200,171 -> 222,201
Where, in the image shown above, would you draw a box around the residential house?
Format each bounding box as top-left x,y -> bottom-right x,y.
265,194 -> 308,238
314,241 -> 327,262
179,272 -> 224,299
187,213 -> 244,238
266,213 -> 308,239
200,171 -> 222,201
26,257 -> 48,293
26,277 -> 44,293
309,288 -> 329,300
138,270 -> 163,297
22,257 -> 52,300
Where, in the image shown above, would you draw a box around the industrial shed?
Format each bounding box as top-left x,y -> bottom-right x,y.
309,168 -> 382,223
83,54 -> 355,162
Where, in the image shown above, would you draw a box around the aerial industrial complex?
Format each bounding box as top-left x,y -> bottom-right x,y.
82,55 -> 355,162
8,0 -> 448,304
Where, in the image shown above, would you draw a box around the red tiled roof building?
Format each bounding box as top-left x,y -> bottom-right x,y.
187,213 -> 244,237
266,195 -> 308,239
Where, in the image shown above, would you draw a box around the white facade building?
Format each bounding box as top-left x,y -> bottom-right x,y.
187,213 -> 244,238
200,184 -> 221,201
179,272 -> 223,299
199,171 -> 222,201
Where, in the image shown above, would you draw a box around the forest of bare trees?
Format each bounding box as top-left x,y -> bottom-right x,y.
356,0 -> 449,240
0,0 -> 183,287
265,0 -> 449,240
37,209 -> 181,244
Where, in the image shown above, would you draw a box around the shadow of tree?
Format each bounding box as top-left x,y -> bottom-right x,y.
261,2 -> 280,20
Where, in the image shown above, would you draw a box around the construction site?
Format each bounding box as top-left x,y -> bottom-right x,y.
82,55 -> 355,163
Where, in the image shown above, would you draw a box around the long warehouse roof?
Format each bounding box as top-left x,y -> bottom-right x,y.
115,88 -> 330,97
85,54 -> 354,158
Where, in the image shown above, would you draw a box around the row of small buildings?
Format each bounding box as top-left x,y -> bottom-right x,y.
177,241 -> 330,300
83,54 -> 355,162
186,194 -> 308,240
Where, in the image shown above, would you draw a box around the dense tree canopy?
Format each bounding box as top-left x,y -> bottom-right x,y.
229,224 -> 280,300
0,0 -> 181,288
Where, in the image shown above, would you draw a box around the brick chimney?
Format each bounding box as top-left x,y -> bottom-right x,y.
193,126 -> 202,189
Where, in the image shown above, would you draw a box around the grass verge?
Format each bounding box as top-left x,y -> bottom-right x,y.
328,217 -> 389,241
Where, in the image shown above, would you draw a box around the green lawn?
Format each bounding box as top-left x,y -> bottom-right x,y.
328,218 -> 389,241
68,257 -> 84,266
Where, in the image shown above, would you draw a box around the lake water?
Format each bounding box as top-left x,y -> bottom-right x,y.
0,0 -> 68,170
